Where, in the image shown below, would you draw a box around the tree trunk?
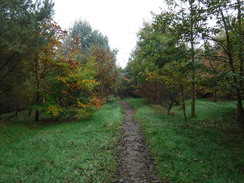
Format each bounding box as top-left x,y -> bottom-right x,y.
214,90 -> 217,102
15,105 -> 19,118
167,93 -> 174,115
35,55 -> 40,122
0,104 -> 2,120
237,0 -> 244,136
190,1 -> 196,118
35,89 -> 40,122
237,0 -> 243,92
167,102 -> 173,115
219,6 -> 244,134
191,72 -> 196,117
236,90 -> 244,134
190,41 -> 196,117
35,109 -> 39,122
181,85 -> 188,125
28,109 -> 32,117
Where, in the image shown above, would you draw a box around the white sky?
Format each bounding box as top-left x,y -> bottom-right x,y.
53,0 -> 166,68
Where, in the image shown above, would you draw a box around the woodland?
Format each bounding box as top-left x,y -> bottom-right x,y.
0,0 -> 244,182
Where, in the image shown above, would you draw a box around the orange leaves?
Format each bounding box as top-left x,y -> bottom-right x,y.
76,96 -> 104,110
47,105 -> 64,116
77,101 -> 90,108
42,22 -> 114,118
74,95 -> 104,118
92,96 -> 104,108
57,77 -> 78,89
54,61 -> 103,118
79,80 -> 97,89
57,77 -> 97,91
56,77 -> 67,84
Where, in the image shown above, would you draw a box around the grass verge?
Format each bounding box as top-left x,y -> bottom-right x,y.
126,98 -> 244,183
0,98 -> 122,182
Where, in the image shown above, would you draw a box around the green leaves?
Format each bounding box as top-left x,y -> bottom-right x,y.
63,20 -> 110,58
0,0 -> 55,115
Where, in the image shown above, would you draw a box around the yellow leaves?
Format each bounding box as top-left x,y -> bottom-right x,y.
57,77 -> 96,90
75,95 -> 104,118
76,95 -> 104,110
76,101 -> 90,109
47,105 -> 64,116
79,80 -> 97,89
146,72 -> 163,81
82,80 -> 96,84
92,96 -> 104,108
56,77 -> 67,84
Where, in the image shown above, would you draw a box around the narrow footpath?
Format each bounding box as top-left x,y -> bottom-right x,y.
115,101 -> 161,183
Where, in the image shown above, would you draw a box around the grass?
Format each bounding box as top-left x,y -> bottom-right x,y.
126,98 -> 244,183
0,98 -> 123,183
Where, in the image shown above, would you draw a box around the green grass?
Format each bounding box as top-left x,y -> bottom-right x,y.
0,99 -> 123,183
126,98 -> 244,183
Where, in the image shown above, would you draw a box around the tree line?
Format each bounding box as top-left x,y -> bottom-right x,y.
122,0 -> 243,129
0,0 -> 118,121
1,0 -> 243,130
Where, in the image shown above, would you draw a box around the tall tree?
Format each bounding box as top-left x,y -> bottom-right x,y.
0,0 -> 54,117
91,46 -> 118,99
62,20 -> 118,99
170,0 -> 207,117
62,20 -> 110,59
202,0 -> 244,130
0,0 -> 54,82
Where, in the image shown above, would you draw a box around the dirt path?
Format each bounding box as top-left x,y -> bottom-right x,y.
114,101 -> 161,183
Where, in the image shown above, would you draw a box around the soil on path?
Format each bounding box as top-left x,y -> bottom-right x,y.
114,101 -> 161,183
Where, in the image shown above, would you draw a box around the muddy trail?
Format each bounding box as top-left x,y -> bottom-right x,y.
114,101 -> 161,183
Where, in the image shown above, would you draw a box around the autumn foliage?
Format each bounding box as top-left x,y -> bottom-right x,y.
0,2 -> 117,121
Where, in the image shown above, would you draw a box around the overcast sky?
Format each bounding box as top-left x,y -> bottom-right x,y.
53,0 -> 166,68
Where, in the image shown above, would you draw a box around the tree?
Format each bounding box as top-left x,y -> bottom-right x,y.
162,61 -> 191,124
62,20 -> 118,100
0,0 -> 55,118
91,46 -> 118,99
30,22 -> 62,121
126,12 -> 188,112
146,72 -> 180,115
167,0 -> 208,117
202,0 -> 244,130
48,58 -> 103,119
62,20 -> 110,59
0,0 -> 54,82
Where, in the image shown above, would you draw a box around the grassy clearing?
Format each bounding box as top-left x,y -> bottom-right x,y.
126,98 -> 244,183
0,98 -> 122,183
